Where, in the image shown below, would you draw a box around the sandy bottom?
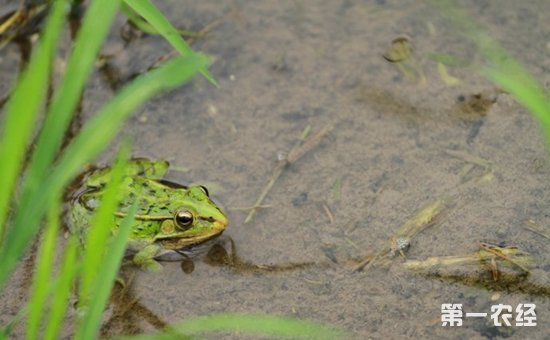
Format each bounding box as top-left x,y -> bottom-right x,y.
1,0 -> 549,338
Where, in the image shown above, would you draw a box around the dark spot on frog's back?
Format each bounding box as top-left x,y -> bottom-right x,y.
139,198 -> 149,208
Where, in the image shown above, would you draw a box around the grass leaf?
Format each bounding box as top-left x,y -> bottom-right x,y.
123,0 -> 217,86
43,238 -> 78,340
20,0 -> 122,192
78,145 -> 131,305
0,0 -> 123,290
0,0 -> 67,239
75,146 -> 137,339
52,53 -> 210,186
431,0 -> 550,151
121,313 -> 345,339
26,201 -> 62,339
76,202 -> 137,340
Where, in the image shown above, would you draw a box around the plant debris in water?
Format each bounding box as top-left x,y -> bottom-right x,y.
382,36 -> 425,83
354,196 -> 452,271
244,124 -> 333,224
404,242 -> 550,295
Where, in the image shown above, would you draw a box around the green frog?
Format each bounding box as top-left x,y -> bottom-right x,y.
68,158 -> 228,270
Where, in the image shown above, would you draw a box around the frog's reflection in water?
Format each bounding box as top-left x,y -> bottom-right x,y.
101,236 -> 316,336
101,237 -> 229,336
101,270 -> 166,337
101,238 -> 230,337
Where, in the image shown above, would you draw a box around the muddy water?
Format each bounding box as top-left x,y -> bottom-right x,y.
2,0 -> 550,338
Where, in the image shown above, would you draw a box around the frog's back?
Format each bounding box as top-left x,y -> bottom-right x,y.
115,176 -> 187,216
67,160 -> 172,237
68,176 -> 174,241
85,159 -> 169,188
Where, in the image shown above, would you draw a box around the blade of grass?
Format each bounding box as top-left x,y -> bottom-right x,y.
51,53 -> 209,181
0,53 -> 209,289
0,0 -> 122,290
120,5 -> 162,35
75,146 -> 137,340
75,203 -> 136,340
20,0 -> 122,197
26,200 -> 62,339
52,53 -> 209,185
43,238 -> 78,340
123,0 -> 217,86
431,0 -> 550,149
482,67 -> 550,144
0,0 -> 67,239
177,314 -> 343,339
120,5 -> 204,38
122,313 -> 345,339
78,144 -> 131,306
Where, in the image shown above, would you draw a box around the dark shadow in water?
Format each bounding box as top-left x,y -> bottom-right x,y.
101,270 -> 168,337
101,237 -> 320,337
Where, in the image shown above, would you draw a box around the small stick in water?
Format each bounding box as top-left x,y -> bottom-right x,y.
244,125 -> 333,224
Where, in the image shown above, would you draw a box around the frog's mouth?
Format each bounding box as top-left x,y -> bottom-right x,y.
159,228 -> 225,250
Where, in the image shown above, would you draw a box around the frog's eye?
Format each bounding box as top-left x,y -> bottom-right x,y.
199,185 -> 210,197
174,210 -> 194,230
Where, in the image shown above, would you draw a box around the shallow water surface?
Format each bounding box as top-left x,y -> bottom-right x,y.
1,0 -> 550,338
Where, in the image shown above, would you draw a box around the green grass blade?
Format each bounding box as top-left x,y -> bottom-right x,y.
120,4 -> 158,34
0,53 -> 209,289
123,0 -> 217,86
120,5 -> 203,38
0,0 -> 67,239
431,0 -> 550,150
121,313 -> 346,339
75,203 -> 136,340
78,145 -> 131,305
75,146 -> 137,340
20,0 -> 122,196
43,238 -> 78,340
51,53 -> 210,179
26,201 -> 62,339
0,0 -> 122,289
176,314 -> 344,339
481,64 -> 550,146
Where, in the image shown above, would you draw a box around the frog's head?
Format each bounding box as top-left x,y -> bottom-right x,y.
155,185 -> 228,249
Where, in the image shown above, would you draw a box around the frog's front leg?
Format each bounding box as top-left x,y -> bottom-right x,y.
133,244 -> 163,271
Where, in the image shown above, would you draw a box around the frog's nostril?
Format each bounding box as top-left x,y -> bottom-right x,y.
199,216 -> 216,223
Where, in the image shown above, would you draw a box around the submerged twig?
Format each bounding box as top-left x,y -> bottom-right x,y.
354,196 -> 452,271
0,3 -> 49,50
478,242 -> 530,272
524,219 -> 550,240
444,149 -> 493,169
403,242 -> 549,295
244,125 -> 333,224
403,243 -> 535,277
322,202 -> 334,225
